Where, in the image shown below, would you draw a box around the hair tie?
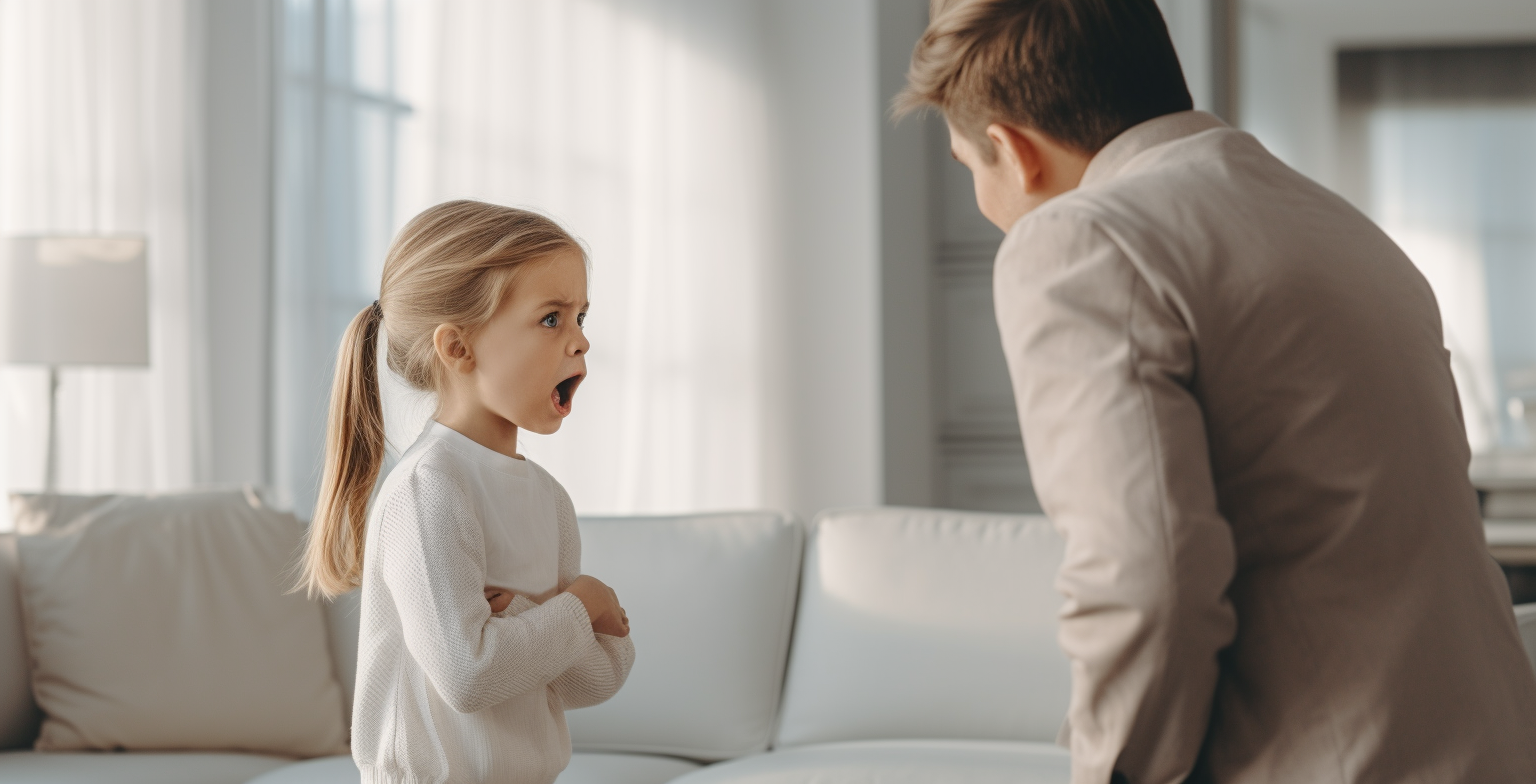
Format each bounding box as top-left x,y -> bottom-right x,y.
371,299 -> 382,318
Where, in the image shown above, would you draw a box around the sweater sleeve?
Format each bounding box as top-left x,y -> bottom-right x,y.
551,634 -> 636,710
376,466 -> 596,714
547,479 -> 635,709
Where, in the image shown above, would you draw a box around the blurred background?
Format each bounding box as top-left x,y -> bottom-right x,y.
1,0 -> 1535,527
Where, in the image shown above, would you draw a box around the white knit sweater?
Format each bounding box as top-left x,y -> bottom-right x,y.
353,422 -> 634,784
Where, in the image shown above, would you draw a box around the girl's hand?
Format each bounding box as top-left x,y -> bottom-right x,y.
484,584 -> 562,614
564,575 -> 631,637
484,586 -> 514,614
593,605 -> 630,638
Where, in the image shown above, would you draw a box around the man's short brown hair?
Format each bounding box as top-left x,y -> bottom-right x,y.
897,0 -> 1193,158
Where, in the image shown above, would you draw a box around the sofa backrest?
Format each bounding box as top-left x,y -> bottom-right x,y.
0,533 -> 41,749
773,507 -> 1071,748
566,512 -> 803,761
324,589 -> 361,721
321,511 -> 804,762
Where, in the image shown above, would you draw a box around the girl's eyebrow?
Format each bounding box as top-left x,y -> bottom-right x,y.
533,298 -> 589,310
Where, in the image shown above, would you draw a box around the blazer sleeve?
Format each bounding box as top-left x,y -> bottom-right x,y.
993,209 -> 1239,784
375,467 -> 596,714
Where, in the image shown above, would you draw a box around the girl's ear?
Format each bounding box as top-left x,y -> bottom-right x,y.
432,323 -> 475,374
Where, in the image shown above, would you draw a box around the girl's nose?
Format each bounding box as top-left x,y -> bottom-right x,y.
572,333 -> 590,356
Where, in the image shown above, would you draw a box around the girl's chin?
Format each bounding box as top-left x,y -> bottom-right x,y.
521,419 -> 563,436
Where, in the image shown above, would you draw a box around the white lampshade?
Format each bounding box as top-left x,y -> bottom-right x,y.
0,236 -> 149,366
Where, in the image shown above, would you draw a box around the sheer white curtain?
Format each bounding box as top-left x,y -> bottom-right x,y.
0,0 -> 209,522
387,0 -> 773,513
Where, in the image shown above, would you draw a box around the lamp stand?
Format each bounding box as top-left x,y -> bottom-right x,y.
44,365 -> 59,493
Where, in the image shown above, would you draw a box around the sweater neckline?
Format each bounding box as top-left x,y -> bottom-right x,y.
424,420 -> 530,478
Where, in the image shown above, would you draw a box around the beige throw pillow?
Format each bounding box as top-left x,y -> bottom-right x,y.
12,488 -> 348,757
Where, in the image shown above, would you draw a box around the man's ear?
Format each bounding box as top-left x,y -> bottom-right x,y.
987,123 -> 1045,194
433,323 -> 475,374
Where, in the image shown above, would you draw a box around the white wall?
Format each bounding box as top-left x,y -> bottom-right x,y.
203,0 -> 273,487
877,0 -> 938,508
1156,0 -> 1216,113
761,0 -> 884,516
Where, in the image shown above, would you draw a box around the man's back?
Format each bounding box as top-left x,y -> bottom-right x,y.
993,110 -> 1536,783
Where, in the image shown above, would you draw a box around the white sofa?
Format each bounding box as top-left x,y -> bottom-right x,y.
0,506 -> 1074,783
2,505 -> 1533,784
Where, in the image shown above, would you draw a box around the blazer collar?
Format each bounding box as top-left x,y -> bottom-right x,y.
1080,110 -> 1227,188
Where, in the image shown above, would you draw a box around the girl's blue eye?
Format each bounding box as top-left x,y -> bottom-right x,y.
542,313 -> 559,328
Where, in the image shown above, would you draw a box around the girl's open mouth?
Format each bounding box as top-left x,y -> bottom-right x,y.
552,374 -> 583,416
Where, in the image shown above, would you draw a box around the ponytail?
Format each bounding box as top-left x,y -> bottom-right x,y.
298,301 -> 386,598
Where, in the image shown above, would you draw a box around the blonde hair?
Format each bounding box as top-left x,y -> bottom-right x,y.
297,200 -> 584,599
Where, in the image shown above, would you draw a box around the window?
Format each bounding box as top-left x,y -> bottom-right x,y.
1339,44 -> 1536,457
273,0 -> 407,515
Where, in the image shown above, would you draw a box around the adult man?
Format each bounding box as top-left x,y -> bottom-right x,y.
898,1 -> 1536,782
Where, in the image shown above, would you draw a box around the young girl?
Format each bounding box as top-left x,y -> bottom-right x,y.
298,200 -> 634,784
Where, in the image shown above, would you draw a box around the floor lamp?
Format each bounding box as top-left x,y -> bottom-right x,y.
0,236 -> 149,492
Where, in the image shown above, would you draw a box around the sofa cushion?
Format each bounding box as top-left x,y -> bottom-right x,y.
242,755 -> 357,784
12,489 -> 348,757
245,753 -> 703,784
556,752 -> 703,784
0,749 -> 292,783
567,513 -> 802,761
0,534 -> 40,750
774,508 -> 1070,748
666,739 -> 1071,783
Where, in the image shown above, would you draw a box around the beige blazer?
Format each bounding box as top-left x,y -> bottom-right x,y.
993,111 -> 1536,784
